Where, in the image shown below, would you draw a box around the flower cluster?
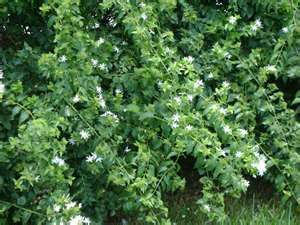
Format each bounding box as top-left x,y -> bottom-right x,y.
252,150 -> 268,176
250,19 -> 263,32
101,111 -> 119,122
86,152 -> 103,163
52,156 -> 66,166
96,86 -> 106,108
69,215 -> 91,225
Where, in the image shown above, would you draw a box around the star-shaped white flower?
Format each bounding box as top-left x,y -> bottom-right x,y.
203,204 -> 210,212
207,72 -> 214,79
124,146 -> 131,153
194,79 -> 204,89
96,86 -> 102,94
172,113 -> 180,123
98,63 -> 107,71
282,27 -> 288,33
91,59 -> 98,67
59,55 -> 67,63
52,156 -> 65,166
141,13 -> 147,21
222,81 -> 230,88
86,152 -> 102,163
53,204 -> 61,212
219,107 -> 227,115
186,125 -> 193,131
171,122 -> 179,129
184,56 -> 194,63
80,130 -> 90,141
187,95 -> 193,102
228,16 -> 238,25
241,179 -> 250,189
174,96 -> 181,104
266,65 -> 277,73
239,129 -> 248,138
72,94 -> 80,103
96,38 -> 105,46
235,151 -> 243,158
223,125 -> 232,134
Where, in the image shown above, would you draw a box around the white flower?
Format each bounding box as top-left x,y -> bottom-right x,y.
0,82 -> 5,94
222,81 -> 230,88
228,16 -> 238,25
115,89 -> 122,94
101,111 -> 119,122
255,19 -> 263,28
282,27 -> 288,33
235,151 -> 243,158
183,56 -> 194,63
194,79 -> 204,89
207,72 -> 214,79
98,96 -> 106,108
171,122 -> 179,129
83,218 -> 91,225
223,125 -> 232,134
203,204 -> 210,212
219,148 -> 228,156
80,130 -> 90,141
0,69 -> 3,79
86,152 -> 102,163
174,96 -> 181,104
186,125 -> 193,131
59,55 -> 67,63
69,139 -> 76,145
35,176 -> 40,182
172,113 -> 180,123
157,80 -> 163,87
219,107 -> 227,115
69,215 -> 90,225
91,59 -> 98,67
98,63 -> 107,71
72,94 -> 80,103
257,157 -> 267,176
139,2 -> 146,8
266,65 -> 277,73
252,155 -> 267,176
66,201 -> 77,210
239,128 -> 248,138
141,13 -> 147,21
108,17 -> 117,27
96,38 -> 105,46
114,46 -> 120,53
53,204 -> 61,212
52,156 -> 65,166
224,52 -> 232,59
96,86 -> 102,94
251,19 -> 263,32
93,23 -> 100,29
187,95 -> 193,102
124,146 -> 131,153
241,179 -> 250,189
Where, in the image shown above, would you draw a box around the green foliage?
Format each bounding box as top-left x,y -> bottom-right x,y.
0,0 -> 299,224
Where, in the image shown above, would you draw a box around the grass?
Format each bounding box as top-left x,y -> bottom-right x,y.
119,178 -> 300,225
165,193 -> 299,225
123,194 -> 300,225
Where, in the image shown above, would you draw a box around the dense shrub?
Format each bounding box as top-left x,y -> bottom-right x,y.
0,0 -> 299,224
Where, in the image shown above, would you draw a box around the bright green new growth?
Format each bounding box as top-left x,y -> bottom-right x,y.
0,0 -> 299,224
